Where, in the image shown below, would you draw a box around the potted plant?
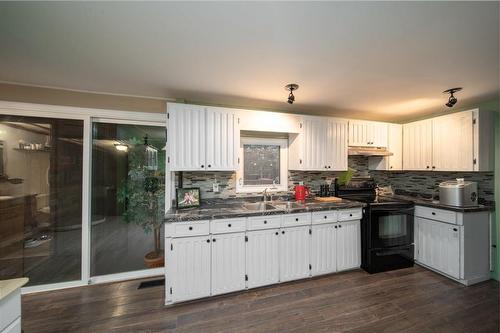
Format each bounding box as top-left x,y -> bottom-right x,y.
117,137 -> 165,268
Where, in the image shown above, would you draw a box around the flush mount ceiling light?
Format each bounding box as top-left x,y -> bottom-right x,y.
285,83 -> 299,104
443,87 -> 462,108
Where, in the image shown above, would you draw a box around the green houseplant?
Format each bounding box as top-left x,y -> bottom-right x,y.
117,137 -> 165,268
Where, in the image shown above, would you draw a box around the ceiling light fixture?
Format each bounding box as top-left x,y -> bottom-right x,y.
285,83 -> 299,104
114,143 -> 128,152
443,87 -> 462,108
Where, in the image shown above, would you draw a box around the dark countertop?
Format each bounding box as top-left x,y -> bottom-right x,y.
165,198 -> 366,223
381,194 -> 494,213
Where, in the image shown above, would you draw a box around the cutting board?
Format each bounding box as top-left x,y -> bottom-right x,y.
314,196 -> 343,202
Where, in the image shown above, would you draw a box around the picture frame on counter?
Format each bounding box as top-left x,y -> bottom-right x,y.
176,187 -> 201,209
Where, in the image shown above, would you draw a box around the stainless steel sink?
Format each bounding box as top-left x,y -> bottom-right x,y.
272,201 -> 305,209
242,202 -> 276,211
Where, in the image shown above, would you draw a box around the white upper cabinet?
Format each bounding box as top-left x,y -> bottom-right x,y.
432,111 -> 473,171
289,116 -> 348,171
403,109 -> 493,172
168,103 -> 206,171
205,107 -> 240,171
167,103 -> 239,171
368,123 -> 402,171
348,120 -> 388,147
403,119 -> 433,171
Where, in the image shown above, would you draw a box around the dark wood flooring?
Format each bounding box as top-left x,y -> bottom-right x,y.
22,266 -> 499,333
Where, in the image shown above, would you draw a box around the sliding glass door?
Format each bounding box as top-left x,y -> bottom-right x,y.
90,122 -> 166,277
0,115 -> 83,286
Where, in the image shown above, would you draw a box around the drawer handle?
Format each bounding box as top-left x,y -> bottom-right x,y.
228,224 -> 232,227
295,218 -> 299,221
431,212 -> 436,215
189,226 -> 193,230
264,220 -> 267,224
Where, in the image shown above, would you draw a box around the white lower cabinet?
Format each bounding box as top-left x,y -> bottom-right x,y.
336,220 -> 361,271
167,235 -> 212,303
246,229 -> 280,288
211,232 -> 246,296
166,210 -> 363,304
311,223 -> 337,276
279,226 -> 311,282
416,217 -> 460,279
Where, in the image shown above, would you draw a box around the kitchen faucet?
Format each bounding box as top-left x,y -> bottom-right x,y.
262,180 -> 278,202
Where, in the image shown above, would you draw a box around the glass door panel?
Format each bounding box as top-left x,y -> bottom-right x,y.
91,123 -> 165,276
0,115 -> 83,286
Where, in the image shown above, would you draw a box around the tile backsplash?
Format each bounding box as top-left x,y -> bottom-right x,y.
176,156 -> 494,203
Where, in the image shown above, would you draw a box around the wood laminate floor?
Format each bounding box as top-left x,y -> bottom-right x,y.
22,266 -> 499,333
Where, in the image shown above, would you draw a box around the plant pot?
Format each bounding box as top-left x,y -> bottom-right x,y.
144,250 -> 164,268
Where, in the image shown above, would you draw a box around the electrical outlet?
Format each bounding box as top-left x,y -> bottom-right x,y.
213,182 -> 219,193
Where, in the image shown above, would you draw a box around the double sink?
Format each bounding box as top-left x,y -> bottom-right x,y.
242,201 -> 305,211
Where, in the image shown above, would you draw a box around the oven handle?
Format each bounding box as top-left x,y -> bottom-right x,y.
375,249 -> 409,256
370,206 -> 414,213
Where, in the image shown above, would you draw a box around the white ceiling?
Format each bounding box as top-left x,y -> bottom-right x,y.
0,2 -> 498,121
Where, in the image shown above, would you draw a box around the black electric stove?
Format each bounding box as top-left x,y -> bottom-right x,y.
335,178 -> 415,274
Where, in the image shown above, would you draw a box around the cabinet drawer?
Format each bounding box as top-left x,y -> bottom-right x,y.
210,218 -> 246,234
312,211 -> 338,224
282,213 -> 312,227
247,215 -> 282,230
338,208 -> 363,221
415,206 -> 457,225
165,220 -> 210,237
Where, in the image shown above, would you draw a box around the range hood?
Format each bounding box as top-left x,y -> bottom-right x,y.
348,146 -> 393,157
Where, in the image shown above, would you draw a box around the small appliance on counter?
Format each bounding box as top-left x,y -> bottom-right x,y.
439,178 -> 478,207
294,182 -> 310,201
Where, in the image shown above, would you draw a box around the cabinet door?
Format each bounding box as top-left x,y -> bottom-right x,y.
205,107 -> 239,171
246,229 -> 280,288
169,236 -> 211,303
416,217 -> 460,279
432,112 -> 473,171
279,226 -> 311,282
403,119 -> 433,170
301,117 -> 328,170
349,121 -> 388,147
326,119 -> 348,171
168,103 -> 206,171
368,123 -> 402,171
211,232 -> 246,296
311,223 -> 337,276
336,220 -> 361,271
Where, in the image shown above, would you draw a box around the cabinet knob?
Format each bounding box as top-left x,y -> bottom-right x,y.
201,165 -> 204,168
325,166 -> 328,169
212,238 -> 216,242
335,225 -> 338,229
431,212 -> 436,215
282,231 -> 285,234
295,218 -> 299,221
189,226 -> 193,230
432,166 -> 435,169
208,164 -> 211,168
339,225 -> 342,228
349,213 -> 352,217
390,166 -> 393,169
453,228 -> 458,232
426,166 -> 430,169
328,166 -> 331,169
264,220 -> 267,224
324,216 -> 327,219
228,224 -> 232,227
206,239 -> 210,243
275,232 -> 279,235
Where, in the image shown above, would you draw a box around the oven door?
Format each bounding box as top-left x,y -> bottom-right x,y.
369,206 -> 414,249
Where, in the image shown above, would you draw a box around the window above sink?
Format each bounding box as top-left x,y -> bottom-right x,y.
236,137 -> 288,193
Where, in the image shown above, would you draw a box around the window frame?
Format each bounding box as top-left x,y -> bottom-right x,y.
236,137 -> 288,193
